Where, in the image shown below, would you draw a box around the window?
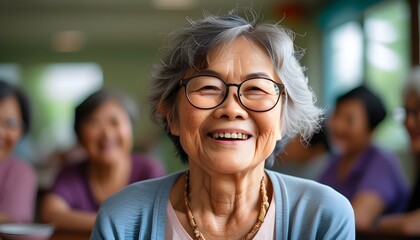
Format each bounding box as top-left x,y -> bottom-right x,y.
37,63 -> 103,155
323,0 -> 410,151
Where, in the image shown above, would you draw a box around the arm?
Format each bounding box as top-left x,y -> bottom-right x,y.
352,191 -> 385,232
40,193 -> 96,231
377,209 -> 420,236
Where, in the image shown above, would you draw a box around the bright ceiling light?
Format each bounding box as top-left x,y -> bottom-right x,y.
152,0 -> 195,10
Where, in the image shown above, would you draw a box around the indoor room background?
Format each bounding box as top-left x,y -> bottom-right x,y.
0,0 -> 416,186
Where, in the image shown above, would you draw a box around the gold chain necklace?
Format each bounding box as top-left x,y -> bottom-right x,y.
183,171 -> 269,240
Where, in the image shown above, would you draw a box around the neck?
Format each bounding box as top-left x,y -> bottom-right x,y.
184,165 -> 269,240
187,165 -> 267,216
337,147 -> 368,181
88,155 -> 131,202
88,155 -> 131,182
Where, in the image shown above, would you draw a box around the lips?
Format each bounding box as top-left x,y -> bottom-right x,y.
212,132 -> 249,140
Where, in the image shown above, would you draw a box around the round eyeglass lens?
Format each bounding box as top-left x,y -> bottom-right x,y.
184,76 -> 281,111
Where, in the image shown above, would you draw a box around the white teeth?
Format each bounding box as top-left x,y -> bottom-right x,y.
212,132 -> 249,140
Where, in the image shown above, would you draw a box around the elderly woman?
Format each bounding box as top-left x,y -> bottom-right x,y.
0,80 -> 37,223
92,11 -> 355,239
40,88 -> 165,231
377,67 -> 420,236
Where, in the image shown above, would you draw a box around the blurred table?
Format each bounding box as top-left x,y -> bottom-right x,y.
357,231 -> 420,240
50,230 -> 90,240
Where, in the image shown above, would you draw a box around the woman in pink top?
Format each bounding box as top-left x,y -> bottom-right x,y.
0,80 -> 37,223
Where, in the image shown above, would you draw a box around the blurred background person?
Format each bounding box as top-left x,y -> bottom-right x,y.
40,88 -> 165,231
319,85 -> 409,232
0,80 -> 37,223
270,120 -> 330,180
377,67 -> 420,236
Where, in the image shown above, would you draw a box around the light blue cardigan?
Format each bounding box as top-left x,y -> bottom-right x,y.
91,170 -> 355,239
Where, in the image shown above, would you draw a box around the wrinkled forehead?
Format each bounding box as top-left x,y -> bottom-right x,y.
206,36 -> 272,66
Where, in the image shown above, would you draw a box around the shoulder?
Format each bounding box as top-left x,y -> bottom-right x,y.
365,145 -> 406,178
131,153 -> 165,170
269,170 -> 350,205
1,156 -> 36,179
55,161 -> 87,182
52,161 -> 89,193
93,172 -> 182,238
130,153 -> 165,180
368,145 -> 399,164
100,172 -> 181,221
267,170 -> 355,237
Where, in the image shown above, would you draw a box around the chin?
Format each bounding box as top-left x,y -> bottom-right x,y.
330,143 -> 345,155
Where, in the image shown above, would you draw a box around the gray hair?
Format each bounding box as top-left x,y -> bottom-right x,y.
148,9 -> 322,163
404,66 -> 420,96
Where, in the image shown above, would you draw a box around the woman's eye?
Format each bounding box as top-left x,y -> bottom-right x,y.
242,86 -> 267,95
194,85 -> 222,94
201,85 -> 219,90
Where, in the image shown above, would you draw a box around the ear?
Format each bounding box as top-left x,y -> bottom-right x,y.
157,102 -> 180,136
168,115 -> 180,136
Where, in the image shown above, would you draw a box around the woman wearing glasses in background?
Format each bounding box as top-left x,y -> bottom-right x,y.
377,67 -> 420,236
0,80 -> 36,224
92,10 -> 355,239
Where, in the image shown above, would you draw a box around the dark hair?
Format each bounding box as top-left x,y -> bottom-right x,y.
0,80 -> 31,134
309,120 -> 330,151
336,85 -> 386,130
74,88 -> 137,140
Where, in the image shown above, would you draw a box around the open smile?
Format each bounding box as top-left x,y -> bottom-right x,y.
211,132 -> 250,140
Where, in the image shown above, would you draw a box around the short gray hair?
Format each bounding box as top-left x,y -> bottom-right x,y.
148,9 -> 322,163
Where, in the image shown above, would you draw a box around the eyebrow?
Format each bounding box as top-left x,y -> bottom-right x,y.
191,70 -> 273,80
244,72 -> 272,80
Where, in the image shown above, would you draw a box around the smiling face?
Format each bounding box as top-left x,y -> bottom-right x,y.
78,100 -> 133,164
404,90 -> 420,156
0,96 -> 23,160
168,37 -> 283,175
328,99 -> 372,155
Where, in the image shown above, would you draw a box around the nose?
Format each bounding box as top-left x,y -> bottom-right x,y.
213,86 -> 248,120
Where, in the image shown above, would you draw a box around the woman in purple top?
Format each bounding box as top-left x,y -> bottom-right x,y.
319,86 -> 409,232
0,80 -> 37,224
40,88 -> 165,231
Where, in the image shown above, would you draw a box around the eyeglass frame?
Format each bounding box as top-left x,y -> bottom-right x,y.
179,74 -> 285,112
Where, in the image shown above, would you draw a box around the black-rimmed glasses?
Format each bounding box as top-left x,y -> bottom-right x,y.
180,75 -> 284,112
